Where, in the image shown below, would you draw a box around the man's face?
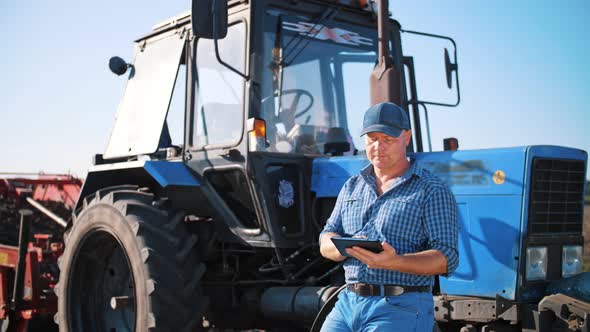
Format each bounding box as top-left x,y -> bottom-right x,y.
364,130 -> 411,172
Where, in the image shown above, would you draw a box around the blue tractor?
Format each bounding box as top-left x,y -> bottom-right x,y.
54,1 -> 589,331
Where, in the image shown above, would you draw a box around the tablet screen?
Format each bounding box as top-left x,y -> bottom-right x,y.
330,237 -> 383,257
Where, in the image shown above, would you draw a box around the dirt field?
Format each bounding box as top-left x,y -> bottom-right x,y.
585,206 -> 590,271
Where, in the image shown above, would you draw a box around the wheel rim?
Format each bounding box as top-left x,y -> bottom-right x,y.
68,229 -> 136,332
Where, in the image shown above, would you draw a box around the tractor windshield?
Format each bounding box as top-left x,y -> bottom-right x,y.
260,10 -> 377,154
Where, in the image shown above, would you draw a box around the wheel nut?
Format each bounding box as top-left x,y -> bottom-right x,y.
110,296 -> 132,310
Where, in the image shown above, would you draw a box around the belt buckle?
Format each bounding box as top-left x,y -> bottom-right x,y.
352,283 -> 367,296
353,283 -> 363,292
389,285 -> 404,296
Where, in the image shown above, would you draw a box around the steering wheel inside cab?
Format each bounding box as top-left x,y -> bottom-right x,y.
263,89 -> 315,153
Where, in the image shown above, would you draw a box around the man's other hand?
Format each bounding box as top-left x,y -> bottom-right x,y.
319,232 -> 347,262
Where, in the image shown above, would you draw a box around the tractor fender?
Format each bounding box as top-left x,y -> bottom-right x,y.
74,160 -> 200,212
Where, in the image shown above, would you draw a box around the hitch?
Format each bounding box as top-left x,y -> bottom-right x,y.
536,293 -> 589,332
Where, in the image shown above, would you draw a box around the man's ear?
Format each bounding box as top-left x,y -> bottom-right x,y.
404,130 -> 412,147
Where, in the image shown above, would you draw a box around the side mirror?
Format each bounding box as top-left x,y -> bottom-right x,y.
191,0 -> 228,39
109,56 -> 134,77
444,48 -> 458,89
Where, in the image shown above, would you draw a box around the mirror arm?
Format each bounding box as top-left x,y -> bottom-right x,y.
401,29 -> 461,107
213,38 -> 249,80
211,0 -> 248,80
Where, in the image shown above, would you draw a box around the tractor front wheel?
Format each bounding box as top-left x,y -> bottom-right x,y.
55,186 -> 207,332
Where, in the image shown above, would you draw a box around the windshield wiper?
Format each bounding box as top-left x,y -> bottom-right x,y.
270,15 -> 285,114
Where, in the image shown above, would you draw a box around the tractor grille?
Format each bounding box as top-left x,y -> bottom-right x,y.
529,158 -> 586,234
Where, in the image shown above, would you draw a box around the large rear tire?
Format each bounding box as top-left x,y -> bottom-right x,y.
55,186 -> 206,332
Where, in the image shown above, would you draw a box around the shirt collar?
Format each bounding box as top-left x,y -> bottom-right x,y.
360,157 -> 424,190
407,157 -> 425,178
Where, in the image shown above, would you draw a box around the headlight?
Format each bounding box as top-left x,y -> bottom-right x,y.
526,246 -> 547,280
562,245 -> 583,278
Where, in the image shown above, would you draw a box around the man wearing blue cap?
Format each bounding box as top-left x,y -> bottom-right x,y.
319,102 -> 459,331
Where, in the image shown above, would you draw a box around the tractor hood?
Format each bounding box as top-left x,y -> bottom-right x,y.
104,31 -> 186,159
311,147 -> 530,197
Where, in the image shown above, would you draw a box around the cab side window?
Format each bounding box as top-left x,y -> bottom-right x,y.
192,21 -> 246,148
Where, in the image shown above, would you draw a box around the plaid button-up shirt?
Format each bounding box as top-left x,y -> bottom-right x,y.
321,160 -> 460,286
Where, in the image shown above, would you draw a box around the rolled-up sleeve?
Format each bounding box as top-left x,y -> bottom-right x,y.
423,185 -> 460,275
318,181 -> 350,242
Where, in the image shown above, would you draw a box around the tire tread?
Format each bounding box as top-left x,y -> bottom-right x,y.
57,186 -> 206,331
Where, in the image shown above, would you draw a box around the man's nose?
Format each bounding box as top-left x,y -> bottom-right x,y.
374,140 -> 385,150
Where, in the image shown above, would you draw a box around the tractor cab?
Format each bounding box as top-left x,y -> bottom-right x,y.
103,1 -> 384,161
97,1 -> 384,244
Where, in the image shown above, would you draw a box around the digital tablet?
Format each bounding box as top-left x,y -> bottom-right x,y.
330,237 -> 383,257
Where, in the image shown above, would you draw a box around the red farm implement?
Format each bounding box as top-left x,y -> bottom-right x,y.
0,173 -> 81,331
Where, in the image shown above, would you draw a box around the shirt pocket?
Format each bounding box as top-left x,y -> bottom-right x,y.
340,198 -> 363,235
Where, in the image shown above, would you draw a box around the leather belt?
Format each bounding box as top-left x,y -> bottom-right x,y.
347,283 -> 431,297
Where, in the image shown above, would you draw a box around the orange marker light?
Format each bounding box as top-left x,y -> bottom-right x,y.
247,118 -> 267,151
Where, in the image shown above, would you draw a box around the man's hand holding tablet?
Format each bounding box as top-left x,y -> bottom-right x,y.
330,237 -> 384,257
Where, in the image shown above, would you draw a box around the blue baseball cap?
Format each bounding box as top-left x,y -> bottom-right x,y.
360,102 -> 410,138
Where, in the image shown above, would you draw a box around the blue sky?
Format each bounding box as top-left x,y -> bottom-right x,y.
0,1 -> 588,178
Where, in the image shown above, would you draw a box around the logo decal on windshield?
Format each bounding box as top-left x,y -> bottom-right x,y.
283,22 -> 373,47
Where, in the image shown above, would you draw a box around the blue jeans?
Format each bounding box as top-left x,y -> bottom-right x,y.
320,289 -> 434,332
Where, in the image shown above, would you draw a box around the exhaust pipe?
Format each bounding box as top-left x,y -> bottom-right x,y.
260,286 -> 340,324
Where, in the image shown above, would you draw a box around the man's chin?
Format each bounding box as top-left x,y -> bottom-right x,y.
372,161 -> 392,169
